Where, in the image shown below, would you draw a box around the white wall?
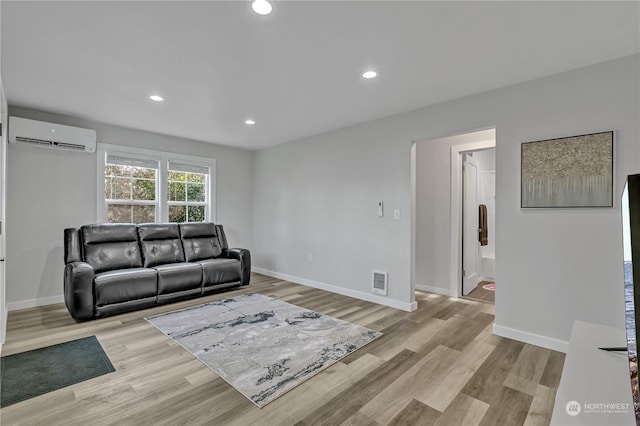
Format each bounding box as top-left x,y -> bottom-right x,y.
253,54 -> 640,350
252,123 -> 415,311
6,106 -> 254,308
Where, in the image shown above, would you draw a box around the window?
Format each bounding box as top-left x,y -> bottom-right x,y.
168,161 -> 208,223
104,154 -> 158,223
98,145 -> 215,224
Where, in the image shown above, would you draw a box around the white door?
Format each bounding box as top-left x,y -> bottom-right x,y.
462,154 -> 480,296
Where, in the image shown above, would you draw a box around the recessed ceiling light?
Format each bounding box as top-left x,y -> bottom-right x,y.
245,119 -> 256,125
149,95 -> 164,102
252,0 -> 272,15
362,71 -> 377,79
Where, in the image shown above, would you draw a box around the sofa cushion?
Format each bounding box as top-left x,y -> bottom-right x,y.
64,228 -> 82,263
179,223 -> 222,262
94,268 -> 157,306
215,224 -> 229,250
81,224 -> 142,273
138,223 -> 185,267
153,263 -> 202,295
198,258 -> 241,287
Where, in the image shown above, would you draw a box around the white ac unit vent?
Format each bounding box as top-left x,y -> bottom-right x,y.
372,270 -> 388,296
9,117 -> 96,153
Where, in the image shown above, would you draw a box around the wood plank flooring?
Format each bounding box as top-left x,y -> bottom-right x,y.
0,273 -> 564,425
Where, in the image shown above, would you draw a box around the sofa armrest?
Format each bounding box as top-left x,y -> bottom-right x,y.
221,248 -> 251,286
64,261 -> 96,320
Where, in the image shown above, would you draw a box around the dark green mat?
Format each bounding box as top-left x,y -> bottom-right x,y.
1,335 -> 115,407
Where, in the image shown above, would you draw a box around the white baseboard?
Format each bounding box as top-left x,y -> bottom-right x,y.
253,267 -> 417,312
415,284 -> 456,297
493,323 -> 569,353
8,295 -> 64,311
8,271 -> 423,314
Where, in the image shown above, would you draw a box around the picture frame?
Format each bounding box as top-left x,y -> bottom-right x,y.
521,131 -> 613,208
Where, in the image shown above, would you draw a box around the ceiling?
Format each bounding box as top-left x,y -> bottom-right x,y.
1,1 -> 638,150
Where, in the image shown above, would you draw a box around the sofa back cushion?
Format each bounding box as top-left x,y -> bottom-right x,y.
179,222 -> 222,262
215,224 -> 229,250
81,224 -> 143,273
137,223 -> 185,267
64,228 -> 83,264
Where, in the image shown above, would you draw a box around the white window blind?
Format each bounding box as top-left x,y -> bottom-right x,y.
107,154 -> 159,170
168,160 -> 209,175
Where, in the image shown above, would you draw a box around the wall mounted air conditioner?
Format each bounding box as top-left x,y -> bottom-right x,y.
8,116 -> 96,153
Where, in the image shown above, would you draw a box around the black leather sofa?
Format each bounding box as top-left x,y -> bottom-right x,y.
63,222 -> 250,320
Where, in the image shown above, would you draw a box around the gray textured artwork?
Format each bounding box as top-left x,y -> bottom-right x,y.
521,131 -> 613,208
146,293 -> 382,407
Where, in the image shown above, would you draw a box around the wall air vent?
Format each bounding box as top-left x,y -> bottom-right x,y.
15,136 -> 53,147
372,270 -> 388,296
53,141 -> 86,151
9,117 -> 96,153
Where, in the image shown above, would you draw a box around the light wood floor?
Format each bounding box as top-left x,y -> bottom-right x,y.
0,273 -> 564,426
465,281 -> 495,304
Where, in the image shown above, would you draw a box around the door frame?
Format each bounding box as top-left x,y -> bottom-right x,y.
450,139 -> 495,297
0,80 -> 7,347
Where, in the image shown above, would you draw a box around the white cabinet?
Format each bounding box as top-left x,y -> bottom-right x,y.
551,321 -> 636,425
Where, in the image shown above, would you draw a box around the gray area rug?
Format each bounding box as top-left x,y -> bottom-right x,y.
146,293 -> 381,407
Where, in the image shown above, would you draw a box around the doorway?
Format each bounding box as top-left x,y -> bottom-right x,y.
411,128 -> 495,300
447,129 -> 496,299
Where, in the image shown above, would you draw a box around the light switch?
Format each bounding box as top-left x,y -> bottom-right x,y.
378,201 -> 384,217
394,209 -> 401,220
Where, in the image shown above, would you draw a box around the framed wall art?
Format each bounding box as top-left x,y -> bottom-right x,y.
521,131 -> 613,208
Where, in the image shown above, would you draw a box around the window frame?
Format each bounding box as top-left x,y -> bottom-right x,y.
97,144 -> 216,224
